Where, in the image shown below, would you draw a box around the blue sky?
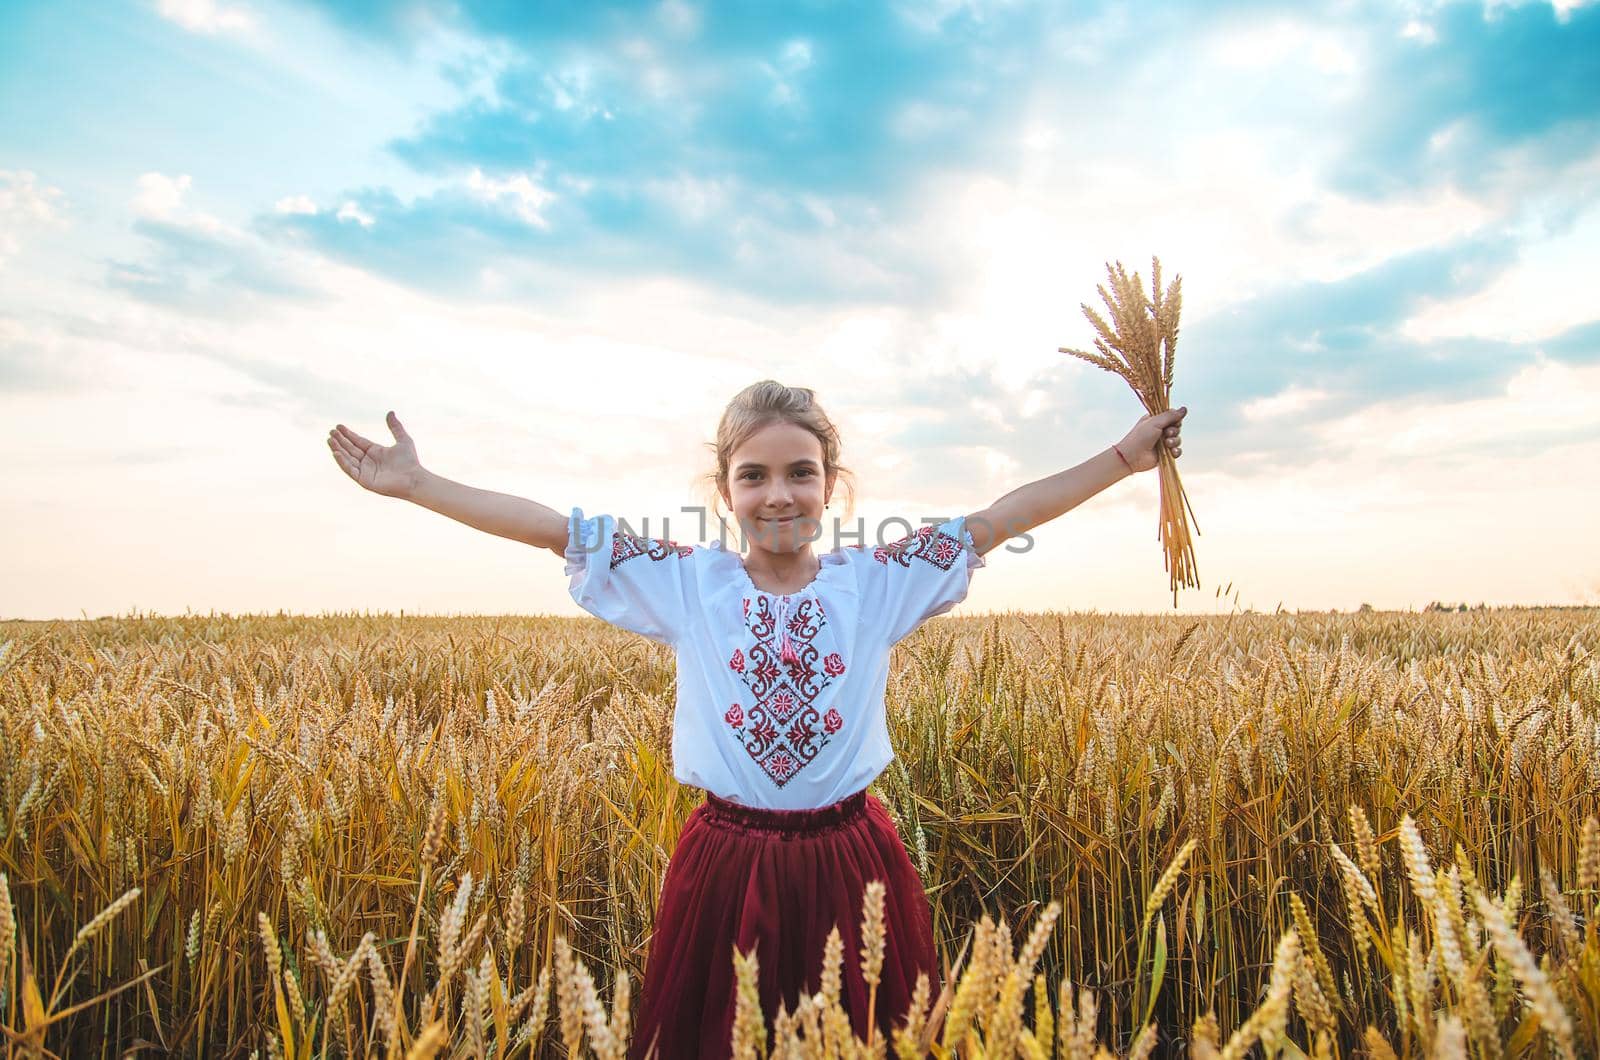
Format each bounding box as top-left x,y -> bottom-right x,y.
2,0 -> 1598,618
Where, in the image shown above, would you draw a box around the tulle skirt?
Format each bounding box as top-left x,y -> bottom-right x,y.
628,788 -> 939,1059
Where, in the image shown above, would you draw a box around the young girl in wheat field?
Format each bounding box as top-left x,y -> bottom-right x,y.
327,380 -> 1185,1057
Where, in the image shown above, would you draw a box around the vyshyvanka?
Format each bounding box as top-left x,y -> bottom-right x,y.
564,509 -> 984,1058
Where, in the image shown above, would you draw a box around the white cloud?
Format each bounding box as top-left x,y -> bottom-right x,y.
1206,18 -> 1360,79
1018,387 -> 1052,419
1315,355 -> 1600,458
0,170 -> 68,267
1400,178 -> 1600,344
1550,0 -> 1598,20
777,39 -> 814,74
335,201 -> 375,227
1483,0 -> 1597,22
892,0 -> 993,34
0,170 -> 64,224
1400,18 -> 1439,44
155,0 -> 257,36
130,173 -> 234,242
801,195 -> 837,228
274,194 -> 318,215
761,39 -> 814,113
892,100 -> 965,140
465,169 -> 556,229
981,446 -> 1021,481
643,173 -> 730,224
543,64 -> 609,119
133,172 -> 193,218
1240,385 -> 1332,422
656,0 -> 701,36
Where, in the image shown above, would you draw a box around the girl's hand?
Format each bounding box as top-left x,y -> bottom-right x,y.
327,411 -> 423,499
1116,406 -> 1187,474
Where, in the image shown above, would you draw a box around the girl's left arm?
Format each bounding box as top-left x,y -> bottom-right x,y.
964,406 -> 1187,557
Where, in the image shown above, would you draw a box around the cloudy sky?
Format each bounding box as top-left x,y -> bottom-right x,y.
2,0 -> 1598,621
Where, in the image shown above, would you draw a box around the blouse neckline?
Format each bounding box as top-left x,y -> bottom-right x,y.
707,540 -> 853,599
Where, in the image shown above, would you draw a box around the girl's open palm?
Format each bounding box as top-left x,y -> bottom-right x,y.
327,411 -> 421,498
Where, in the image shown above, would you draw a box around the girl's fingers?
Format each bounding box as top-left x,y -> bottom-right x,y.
327,441 -> 357,480
329,431 -> 363,464
329,441 -> 355,473
336,424 -> 377,452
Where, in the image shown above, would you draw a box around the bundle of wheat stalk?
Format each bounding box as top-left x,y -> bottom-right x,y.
1059,256 -> 1199,606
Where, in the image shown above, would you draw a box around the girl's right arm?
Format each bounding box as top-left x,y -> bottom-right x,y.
327,411 -> 569,556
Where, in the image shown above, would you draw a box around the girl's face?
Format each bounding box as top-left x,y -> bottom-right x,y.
723,421 -> 833,554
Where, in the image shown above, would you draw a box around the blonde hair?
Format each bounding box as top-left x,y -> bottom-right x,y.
700,380 -> 857,524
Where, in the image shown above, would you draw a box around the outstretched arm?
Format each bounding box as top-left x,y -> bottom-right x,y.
327,411 -> 570,555
965,406 -> 1187,557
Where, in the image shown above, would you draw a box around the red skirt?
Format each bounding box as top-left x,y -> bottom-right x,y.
628,788 -> 939,1060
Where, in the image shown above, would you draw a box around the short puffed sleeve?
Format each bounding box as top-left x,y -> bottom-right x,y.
849,514 -> 986,646
563,507 -> 697,647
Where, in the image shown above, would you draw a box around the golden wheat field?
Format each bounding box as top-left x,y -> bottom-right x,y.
0,608 -> 1596,1058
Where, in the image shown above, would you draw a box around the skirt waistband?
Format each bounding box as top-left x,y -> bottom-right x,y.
700,788 -> 869,838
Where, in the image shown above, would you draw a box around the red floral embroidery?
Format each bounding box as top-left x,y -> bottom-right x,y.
873,524 -> 965,570
749,714 -> 780,747
726,595 -> 849,788
610,530 -> 692,569
742,597 -> 750,617
766,751 -> 797,781
724,703 -> 744,728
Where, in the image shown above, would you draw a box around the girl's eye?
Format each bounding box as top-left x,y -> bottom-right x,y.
741,469 -> 814,480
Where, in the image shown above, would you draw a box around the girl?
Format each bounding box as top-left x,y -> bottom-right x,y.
327,381 -> 1185,1057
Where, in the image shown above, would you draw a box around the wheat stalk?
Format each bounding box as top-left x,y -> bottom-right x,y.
1060,256 -> 1199,604
860,879 -> 886,1052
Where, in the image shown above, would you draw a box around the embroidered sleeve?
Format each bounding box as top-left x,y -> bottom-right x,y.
851,514 -> 985,646
563,507 -> 696,647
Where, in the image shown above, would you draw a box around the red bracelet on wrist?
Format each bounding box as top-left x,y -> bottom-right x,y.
1112,443 -> 1134,474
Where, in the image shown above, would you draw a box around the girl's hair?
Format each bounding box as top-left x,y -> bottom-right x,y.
701,380 -> 857,524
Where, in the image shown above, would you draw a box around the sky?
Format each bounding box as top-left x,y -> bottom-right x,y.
2,0 -> 1598,621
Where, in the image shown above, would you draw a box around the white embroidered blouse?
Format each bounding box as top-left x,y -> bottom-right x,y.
564,509 -> 986,810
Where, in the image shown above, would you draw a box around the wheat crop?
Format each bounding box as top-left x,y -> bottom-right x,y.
0,606 -> 1594,1055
